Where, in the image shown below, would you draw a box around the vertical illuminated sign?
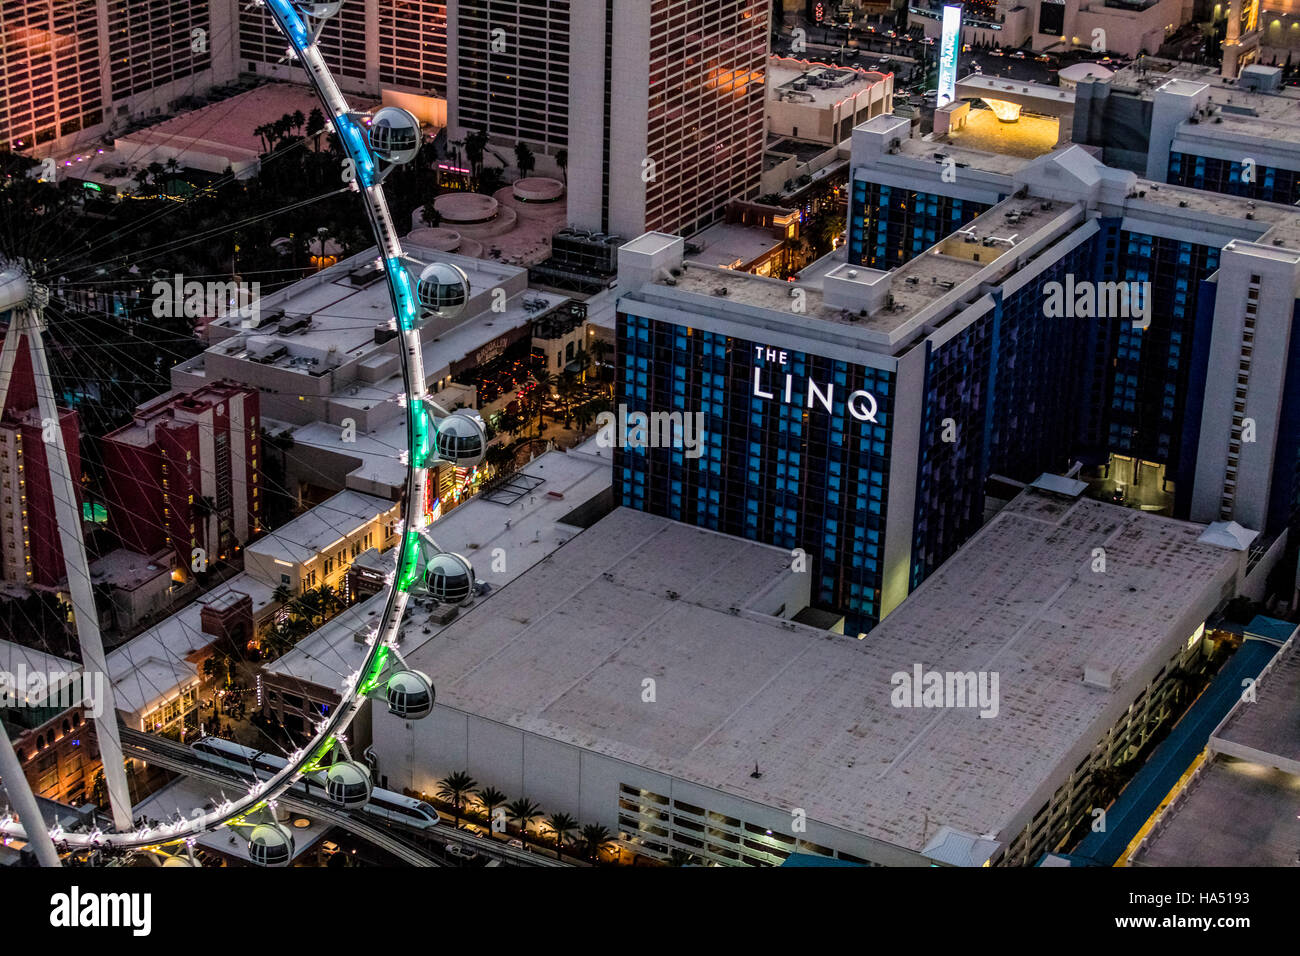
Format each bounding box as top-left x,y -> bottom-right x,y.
938,4 -> 962,108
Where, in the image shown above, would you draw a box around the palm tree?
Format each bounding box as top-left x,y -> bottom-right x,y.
557,373 -> 582,426
316,582 -> 344,619
90,770 -> 108,806
477,165 -> 505,196
505,797 -> 543,846
295,588 -> 324,627
437,771 -> 478,825
555,148 -> 568,184
445,137 -> 466,186
574,402 -> 596,435
202,653 -> 229,686
306,108 -> 326,151
270,115 -> 290,149
484,443 -> 515,475
261,621 -> 295,659
474,785 -> 508,833
513,141 -> 535,179
465,129 -> 488,187
544,812 -> 578,860
162,157 -> 181,195
579,823 -> 613,862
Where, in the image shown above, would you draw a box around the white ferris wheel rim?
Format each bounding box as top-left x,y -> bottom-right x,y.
1,0 -> 433,856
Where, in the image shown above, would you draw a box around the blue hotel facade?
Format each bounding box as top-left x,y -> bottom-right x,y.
615,313 -> 898,629
614,131 -> 1300,633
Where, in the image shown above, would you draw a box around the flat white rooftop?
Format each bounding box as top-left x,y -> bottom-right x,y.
107,574 -> 278,717
690,222 -> 785,270
89,549 -> 170,591
1214,632 -> 1300,768
245,489 -> 394,565
263,444 -> 613,689
0,639 -> 80,707
401,493 -> 1242,857
289,416 -> 409,495
768,56 -> 889,107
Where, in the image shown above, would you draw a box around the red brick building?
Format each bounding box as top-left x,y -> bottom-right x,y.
102,382 -> 261,578
0,334 -> 82,587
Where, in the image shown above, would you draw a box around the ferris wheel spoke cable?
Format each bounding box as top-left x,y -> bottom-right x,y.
3,11 -> 249,277
2,0 -> 488,864
46,184 -> 351,285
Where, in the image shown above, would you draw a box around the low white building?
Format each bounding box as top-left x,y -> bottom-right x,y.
372,488 -> 1253,866
243,489 -> 400,597
259,442 -> 613,744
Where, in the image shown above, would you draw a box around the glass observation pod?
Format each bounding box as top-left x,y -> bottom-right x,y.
0,0 -> 442,858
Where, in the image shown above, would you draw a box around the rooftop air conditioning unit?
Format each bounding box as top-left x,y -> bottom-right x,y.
430,604 -> 459,625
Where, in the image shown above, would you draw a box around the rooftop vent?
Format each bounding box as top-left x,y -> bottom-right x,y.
1082,662 -> 1118,691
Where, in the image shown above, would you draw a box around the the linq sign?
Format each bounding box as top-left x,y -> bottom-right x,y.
751,346 -> 880,424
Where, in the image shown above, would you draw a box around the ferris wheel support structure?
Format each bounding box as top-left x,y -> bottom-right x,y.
0,268 -> 134,837
0,713 -> 61,866
1,0 -> 482,859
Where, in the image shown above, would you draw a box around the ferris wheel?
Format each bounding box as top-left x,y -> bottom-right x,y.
0,0 -> 484,866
